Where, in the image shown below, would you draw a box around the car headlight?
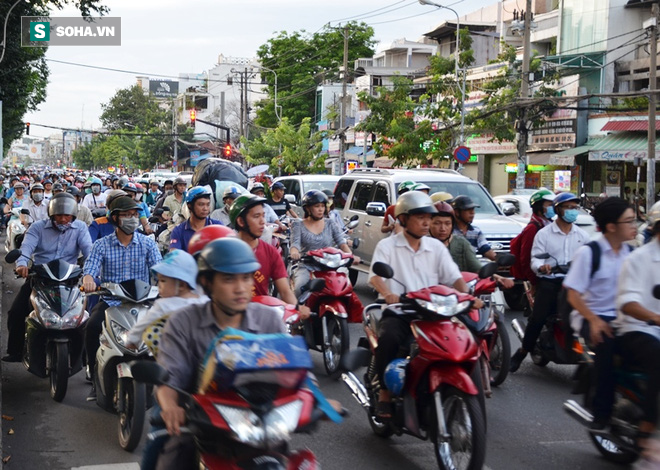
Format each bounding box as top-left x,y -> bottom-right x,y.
110,320 -> 130,347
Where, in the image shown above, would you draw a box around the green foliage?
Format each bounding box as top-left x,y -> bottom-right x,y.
254,23 -> 376,129
242,117 -> 324,174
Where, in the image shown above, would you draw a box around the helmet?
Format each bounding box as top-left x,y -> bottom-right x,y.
173,176 -> 186,186
384,358 -> 408,396
433,201 -> 454,218
163,179 -> 173,186
271,181 -> 285,191
185,186 -> 213,204
250,183 -> 265,194
136,184 -> 145,193
529,188 -> 555,207
222,185 -> 243,200
118,176 -> 129,188
66,186 -> 81,197
302,190 -> 328,208
648,201 -> 660,229
394,191 -> 437,217
13,182 -> 25,189
229,194 -> 267,227
109,196 -> 139,215
411,182 -> 431,192
48,193 -> 78,219
42,179 -> 52,185
322,189 -> 335,199
149,179 -> 160,186
89,177 -> 102,186
123,182 -> 138,194
105,189 -> 127,208
553,192 -> 580,208
151,249 -> 198,290
52,183 -> 64,193
451,195 -> 479,211
187,225 -> 236,256
430,191 -> 453,203
30,183 -> 44,192
397,181 -> 417,195
197,238 -> 261,274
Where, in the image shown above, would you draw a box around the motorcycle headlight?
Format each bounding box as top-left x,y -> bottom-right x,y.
466,279 -> 478,295
214,404 -> 264,446
38,308 -> 62,328
60,297 -> 87,329
263,399 -> 303,445
110,320 -> 130,347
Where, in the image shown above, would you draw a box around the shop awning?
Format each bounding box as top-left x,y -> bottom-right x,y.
497,153 -> 555,165
588,132 -> 660,160
601,120 -> 660,132
373,156 -> 395,168
548,144 -> 593,166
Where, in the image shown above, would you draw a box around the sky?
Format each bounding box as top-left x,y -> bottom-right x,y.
22,0 -> 487,139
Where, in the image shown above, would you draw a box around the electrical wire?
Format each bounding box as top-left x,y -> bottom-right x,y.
327,0 -> 410,24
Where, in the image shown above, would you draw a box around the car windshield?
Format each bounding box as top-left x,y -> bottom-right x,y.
418,181 -> 500,216
303,180 -> 338,193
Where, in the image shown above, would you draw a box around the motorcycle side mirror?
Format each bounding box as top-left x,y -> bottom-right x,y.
352,238 -> 360,249
372,261 -> 393,279
0,197 -> 7,205
148,216 -> 160,223
308,278 -> 326,293
131,361 -> 170,386
478,262 -> 498,279
340,347 -> 371,372
653,285 -> 660,300
497,253 -> 516,267
534,253 -> 551,260
161,206 -> 170,212
20,208 -> 30,215
5,249 -> 21,264
349,215 -> 359,222
346,219 -> 360,230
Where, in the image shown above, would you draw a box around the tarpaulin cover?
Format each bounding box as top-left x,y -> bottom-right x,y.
192,158 -> 249,208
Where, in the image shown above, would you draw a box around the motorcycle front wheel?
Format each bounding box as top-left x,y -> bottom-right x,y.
589,432 -> 638,464
49,342 -> 69,402
118,378 -> 146,452
322,314 -> 349,378
431,386 -> 486,470
489,320 -> 511,387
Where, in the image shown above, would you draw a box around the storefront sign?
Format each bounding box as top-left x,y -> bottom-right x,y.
528,75 -> 580,151
549,155 -> 575,166
465,133 -> 516,154
589,150 -> 660,161
355,131 -> 373,146
554,170 -> 571,192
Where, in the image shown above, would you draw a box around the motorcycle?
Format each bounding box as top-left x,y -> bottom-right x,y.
132,332 -> 337,469
5,249 -> 89,402
91,280 -> 158,451
5,207 -> 30,253
563,285 -> 660,465
510,253 -> 579,367
341,261 -> 486,470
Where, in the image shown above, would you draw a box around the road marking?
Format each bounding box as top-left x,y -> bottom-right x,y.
71,464 -> 139,470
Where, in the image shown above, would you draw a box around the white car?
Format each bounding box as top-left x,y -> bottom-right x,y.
493,193 -> 599,239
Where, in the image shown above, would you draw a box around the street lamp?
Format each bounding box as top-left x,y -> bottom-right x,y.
0,0 -> 25,65
253,64 -> 280,122
419,0 -> 467,165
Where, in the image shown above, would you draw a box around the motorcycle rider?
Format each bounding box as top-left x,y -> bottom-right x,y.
123,183 -> 154,234
82,195 -> 162,400
564,197 -> 635,430
3,193 -> 92,362
510,192 -> 590,372
145,179 -> 161,206
162,176 -> 187,223
250,183 -> 281,225
452,195 -> 497,261
381,180 -> 416,235
614,200 -> 660,450
210,185 -> 242,225
155,237 -> 287,469
229,193 -> 308,317
88,190 -> 129,241
267,181 -> 298,219
369,191 -> 470,419
4,181 -> 27,216
42,178 -> 53,201
66,187 -> 94,226
169,186 -> 222,252
81,177 -> 106,211
21,183 -> 48,224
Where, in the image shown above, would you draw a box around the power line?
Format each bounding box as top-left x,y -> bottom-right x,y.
326,0 -> 410,24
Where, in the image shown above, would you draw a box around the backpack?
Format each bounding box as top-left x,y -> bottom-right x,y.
509,220 -> 543,280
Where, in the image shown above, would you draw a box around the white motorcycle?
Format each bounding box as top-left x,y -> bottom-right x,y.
92,280 -> 158,451
4,207 -> 30,253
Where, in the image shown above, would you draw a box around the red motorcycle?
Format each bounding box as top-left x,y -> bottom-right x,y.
298,247 -> 362,377
341,261 -> 486,470
132,333 -> 336,470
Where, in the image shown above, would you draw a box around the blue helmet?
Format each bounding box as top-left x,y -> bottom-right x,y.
384,358 -> 408,396
271,181 -> 285,191
185,186 -> 213,204
90,177 -> 102,186
151,249 -> 198,290
197,238 -> 261,275
553,192 -> 579,208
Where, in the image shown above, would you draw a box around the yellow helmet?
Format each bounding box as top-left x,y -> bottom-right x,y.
430,191 -> 454,203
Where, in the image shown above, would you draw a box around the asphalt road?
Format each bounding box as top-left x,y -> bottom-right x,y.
0,266 -> 624,470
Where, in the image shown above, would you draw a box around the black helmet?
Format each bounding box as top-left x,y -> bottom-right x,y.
109,195 -> 139,216
322,189 -> 334,199
66,186 -> 81,197
118,176 -> 129,188
198,238 -> 261,274
302,190 -> 328,208
451,195 -> 479,211
48,192 -> 78,220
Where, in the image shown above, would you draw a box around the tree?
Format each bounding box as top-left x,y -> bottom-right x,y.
254,23 -> 376,129
242,117 -> 324,175
1,0 -> 109,155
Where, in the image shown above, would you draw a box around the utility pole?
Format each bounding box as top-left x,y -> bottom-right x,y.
339,25 -> 349,175
172,98 -> 178,170
516,0 -> 533,191
647,2 -> 658,212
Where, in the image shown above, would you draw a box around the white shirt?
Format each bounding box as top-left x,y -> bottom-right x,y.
530,221 -> 590,279
43,190 -> 53,202
81,191 -> 107,210
614,238 -> 660,341
564,237 -> 633,333
368,231 -> 462,296
23,200 -> 49,222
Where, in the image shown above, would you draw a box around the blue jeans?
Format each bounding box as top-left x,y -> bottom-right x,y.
141,404 -> 167,470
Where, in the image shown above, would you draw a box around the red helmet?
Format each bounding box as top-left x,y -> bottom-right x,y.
187,225 -> 236,256
433,201 -> 454,218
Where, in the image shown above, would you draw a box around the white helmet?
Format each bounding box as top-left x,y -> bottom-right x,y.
648,201 -> 660,229
394,191 -> 438,218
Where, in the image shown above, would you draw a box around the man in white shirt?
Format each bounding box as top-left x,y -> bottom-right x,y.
510,192 -> 590,372
21,183 -> 49,223
81,177 -> 107,211
564,198 -> 635,429
368,191 -> 469,419
614,200 -> 660,447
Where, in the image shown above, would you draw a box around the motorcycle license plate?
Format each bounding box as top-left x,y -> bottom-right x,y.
116,362 -> 133,379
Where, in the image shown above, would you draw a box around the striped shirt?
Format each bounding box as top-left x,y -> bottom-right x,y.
453,223 -> 491,256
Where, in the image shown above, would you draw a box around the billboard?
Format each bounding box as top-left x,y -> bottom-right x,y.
149,79 -> 179,98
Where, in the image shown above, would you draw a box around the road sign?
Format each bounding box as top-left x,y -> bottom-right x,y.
346,160 -> 358,172
453,146 -> 471,163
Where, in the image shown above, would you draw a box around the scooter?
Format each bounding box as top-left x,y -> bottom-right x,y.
341,261 -> 486,470
562,286 -> 660,465
132,332 -> 337,469
5,208 -> 30,253
91,280 -> 158,451
5,249 -> 89,402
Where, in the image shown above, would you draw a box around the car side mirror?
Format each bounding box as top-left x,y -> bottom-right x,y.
372,261 -> 393,279
366,202 -> 386,217
284,194 -> 296,204
500,202 -> 516,216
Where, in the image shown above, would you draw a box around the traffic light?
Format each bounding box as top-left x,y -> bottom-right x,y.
189,109 -> 196,126
223,143 -> 232,158
25,123 -> 30,135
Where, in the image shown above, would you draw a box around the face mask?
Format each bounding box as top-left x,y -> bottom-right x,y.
119,216 -> 140,235
75,182 -> 83,189
55,222 -> 72,232
92,186 -> 101,195
561,209 -> 579,224
32,193 -> 44,203
544,206 -> 555,219
136,193 -> 143,201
